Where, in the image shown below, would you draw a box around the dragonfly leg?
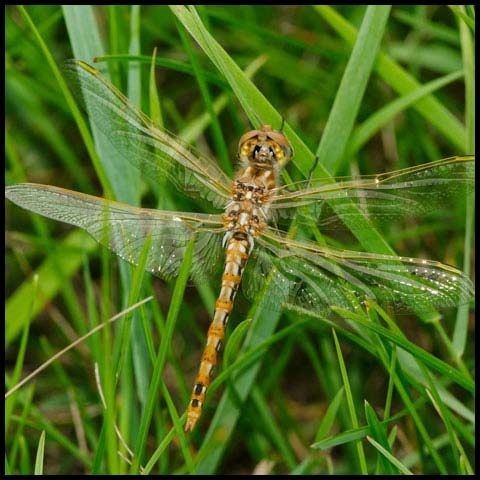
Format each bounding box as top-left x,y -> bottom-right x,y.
306,155 -> 320,186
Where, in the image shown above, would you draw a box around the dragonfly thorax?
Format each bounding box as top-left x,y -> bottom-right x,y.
223,166 -> 275,249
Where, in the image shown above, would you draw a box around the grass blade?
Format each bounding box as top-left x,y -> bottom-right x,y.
314,5 -> 467,150
364,400 -> 398,474
131,238 -> 195,473
62,5 -> 140,204
366,435 -> 413,475
452,4 -> 475,357
34,431 -> 46,475
313,6 -> 391,173
332,329 -> 367,474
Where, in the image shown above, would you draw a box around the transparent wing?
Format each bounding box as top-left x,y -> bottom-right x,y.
242,227 -> 474,316
270,156 -> 474,230
6,183 -> 226,282
63,60 -> 233,209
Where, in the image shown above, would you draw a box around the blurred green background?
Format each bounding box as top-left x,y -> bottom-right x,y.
5,5 -> 474,475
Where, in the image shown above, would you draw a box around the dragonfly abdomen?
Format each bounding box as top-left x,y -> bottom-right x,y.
185,234 -> 252,432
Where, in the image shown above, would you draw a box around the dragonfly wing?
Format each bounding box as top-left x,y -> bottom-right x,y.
6,183 -> 226,282
270,156 -> 474,231
63,60 -> 233,209
242,228 -> 474,315
243,241 -> 355,316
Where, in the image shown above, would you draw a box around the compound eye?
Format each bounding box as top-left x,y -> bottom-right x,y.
240,140 -> 255,158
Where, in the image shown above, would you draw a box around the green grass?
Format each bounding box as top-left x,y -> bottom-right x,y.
5,5 -> 475,475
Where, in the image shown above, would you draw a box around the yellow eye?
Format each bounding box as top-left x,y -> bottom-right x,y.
240,141 -> 253,157
270,144 -> 282,163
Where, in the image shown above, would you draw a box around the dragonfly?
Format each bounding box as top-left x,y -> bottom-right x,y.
5,60 -> 475,432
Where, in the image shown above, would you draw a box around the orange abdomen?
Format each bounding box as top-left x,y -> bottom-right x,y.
185,235 -> 251,432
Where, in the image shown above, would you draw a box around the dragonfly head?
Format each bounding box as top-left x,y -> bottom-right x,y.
238,125 -> 294,170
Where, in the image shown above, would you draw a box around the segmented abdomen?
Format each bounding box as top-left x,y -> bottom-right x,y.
185,234 -> 251,432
